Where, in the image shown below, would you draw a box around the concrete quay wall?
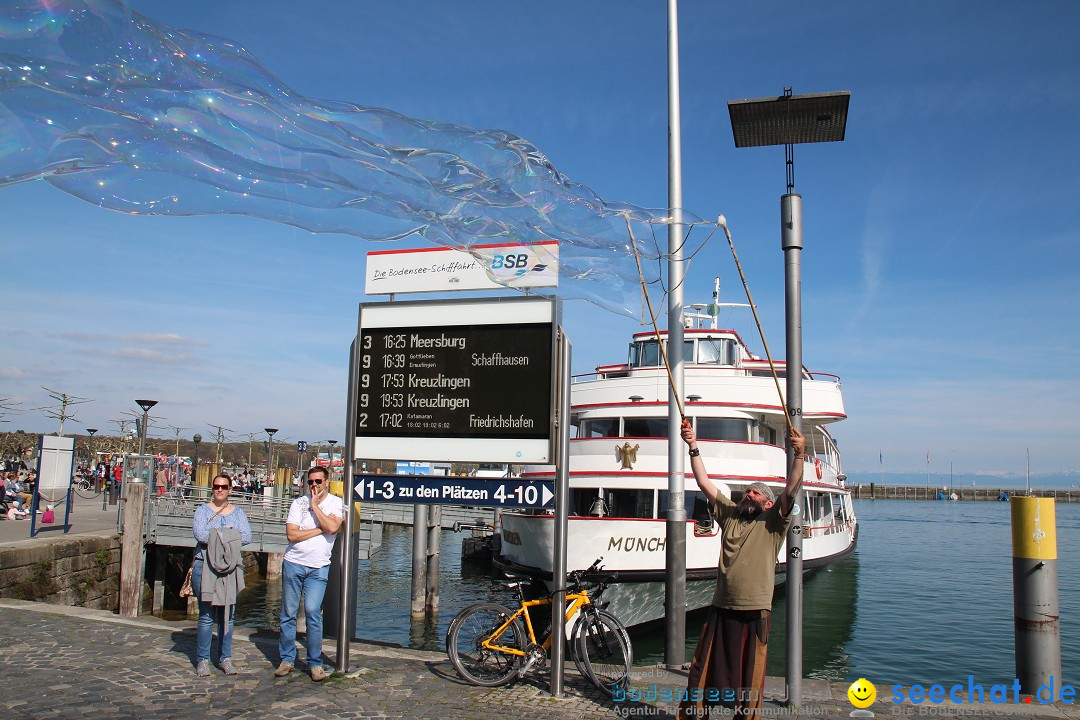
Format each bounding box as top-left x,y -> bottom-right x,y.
0,533 -> 121,610
854,484 -> 1079,502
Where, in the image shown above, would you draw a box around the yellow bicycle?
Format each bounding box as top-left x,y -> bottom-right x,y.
446,557 -> 632,695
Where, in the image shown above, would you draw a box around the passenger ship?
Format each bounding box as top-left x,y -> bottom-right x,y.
494,287 -> 858,627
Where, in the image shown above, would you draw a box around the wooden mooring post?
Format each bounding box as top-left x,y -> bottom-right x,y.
119,482 -> 147,618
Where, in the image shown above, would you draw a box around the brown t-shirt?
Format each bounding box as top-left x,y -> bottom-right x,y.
710,493 -> 792,610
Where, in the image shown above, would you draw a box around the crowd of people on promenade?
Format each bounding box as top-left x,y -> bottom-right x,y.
1,459 -> 37,519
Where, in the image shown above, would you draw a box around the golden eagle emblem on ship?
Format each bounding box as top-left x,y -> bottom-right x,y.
616,442 -> 640,470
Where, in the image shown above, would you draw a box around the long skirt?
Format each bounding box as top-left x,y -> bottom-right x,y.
677,607 -> 771,719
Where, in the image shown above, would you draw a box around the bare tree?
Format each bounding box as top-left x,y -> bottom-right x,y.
165,425 -> 188,461
208,424 -> 235,466
0,397 -> 23,425
34,386 -> 93,435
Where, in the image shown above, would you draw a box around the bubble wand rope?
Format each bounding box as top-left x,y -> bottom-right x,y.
717,215 -> 794,435
625,215 -> 684,419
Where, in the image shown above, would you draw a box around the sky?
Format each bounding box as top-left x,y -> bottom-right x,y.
2,0 -> 1079,481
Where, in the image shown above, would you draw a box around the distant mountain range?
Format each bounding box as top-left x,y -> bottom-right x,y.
845,469 -> 1080,490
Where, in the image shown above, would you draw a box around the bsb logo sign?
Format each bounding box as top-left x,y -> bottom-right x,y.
365,241 -> 559,295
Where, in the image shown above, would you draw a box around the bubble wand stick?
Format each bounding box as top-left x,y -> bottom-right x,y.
716,215 -> 794,435
625,215 -> 684,419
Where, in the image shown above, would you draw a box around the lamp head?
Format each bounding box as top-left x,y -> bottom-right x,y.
135,399 -> 158,412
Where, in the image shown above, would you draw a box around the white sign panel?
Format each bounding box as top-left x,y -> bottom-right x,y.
37,435 -> 75,496
364,241 -> 559,295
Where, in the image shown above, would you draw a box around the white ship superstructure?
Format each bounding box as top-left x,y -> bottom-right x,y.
495,295 -> 858,626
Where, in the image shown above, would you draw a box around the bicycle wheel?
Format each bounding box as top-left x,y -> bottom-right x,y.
573,608 -> 632,695
447,602 -> 525,687
73,479 -> 98,499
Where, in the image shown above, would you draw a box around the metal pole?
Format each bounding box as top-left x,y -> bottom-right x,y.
549,326 -> 571,696
664,0 -> 687,671
138,409 -> 149,457
425,504 -> 441,613
1011,496 -> 1060,694
781,192 -> 804,704
410,504 -> 428,617
336,339 -> 359,671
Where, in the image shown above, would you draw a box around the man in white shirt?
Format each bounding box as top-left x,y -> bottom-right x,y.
275,466 -> 344,681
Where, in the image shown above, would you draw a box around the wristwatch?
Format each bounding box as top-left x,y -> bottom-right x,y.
688,447 -> 701,457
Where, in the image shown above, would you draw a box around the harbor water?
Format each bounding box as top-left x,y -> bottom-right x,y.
233,499 -> 1078,686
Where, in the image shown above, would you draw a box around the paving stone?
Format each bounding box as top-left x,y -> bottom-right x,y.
1,600 -> 1077,719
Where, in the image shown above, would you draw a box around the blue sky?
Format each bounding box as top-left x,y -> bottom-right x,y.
2,0 -> 1078,480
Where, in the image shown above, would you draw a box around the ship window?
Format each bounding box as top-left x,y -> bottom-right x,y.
631,341 -> 661,367
602,489 -> 654,519
624,417 -> 667,437
572,489 -> 604,516
658,490 -> 705,519
630,339 -> 694,367
696,417 -> 754,442
697,338 -> 736,365
580,418 -> 619,438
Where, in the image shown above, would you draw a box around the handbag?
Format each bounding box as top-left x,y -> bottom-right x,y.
179,565 -> 194,597
180,502 -> 229,598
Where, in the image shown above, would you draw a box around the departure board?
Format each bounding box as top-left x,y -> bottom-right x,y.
353,298 -> 558,464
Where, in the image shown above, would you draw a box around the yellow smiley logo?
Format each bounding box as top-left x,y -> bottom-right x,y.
847,678 -> 876,708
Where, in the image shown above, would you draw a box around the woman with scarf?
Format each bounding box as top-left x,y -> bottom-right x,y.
191,473 -> 251,676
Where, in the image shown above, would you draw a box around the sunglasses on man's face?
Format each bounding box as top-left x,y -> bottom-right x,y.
307,479 -> 324,486
212,484 -> 230,490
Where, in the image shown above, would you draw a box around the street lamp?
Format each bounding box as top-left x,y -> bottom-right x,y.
192,433 -> 202,487
265,428 -> 278,490
135,399 -> 157,457
327,440 -> 338,478
728,87 -> 849,705
86,428 -> 98,471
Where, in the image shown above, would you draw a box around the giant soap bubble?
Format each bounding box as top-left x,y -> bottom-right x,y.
0,0 -> 713,315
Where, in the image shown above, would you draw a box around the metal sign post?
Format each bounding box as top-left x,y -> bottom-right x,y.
334,340 -> 359,673
549,327 -> 571,696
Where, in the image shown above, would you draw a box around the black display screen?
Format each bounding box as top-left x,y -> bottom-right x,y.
355,322 -> 553,440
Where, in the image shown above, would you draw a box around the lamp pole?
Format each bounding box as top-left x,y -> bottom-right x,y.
135,400 -> 157,458
728,88 -> 849,706
328,440 -> 338,480
663,0 -> 687,670
265,428 -> 278,492
86,428 -> 98,472
192,433 -> 202,488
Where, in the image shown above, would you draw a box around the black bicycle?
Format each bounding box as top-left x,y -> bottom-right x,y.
73,474 -> 101,499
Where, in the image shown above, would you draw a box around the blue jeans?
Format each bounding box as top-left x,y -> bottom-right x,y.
191,558 -> 235,663
278,559 -> 329,668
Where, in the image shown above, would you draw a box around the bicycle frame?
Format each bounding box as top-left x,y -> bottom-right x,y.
482,589 -> 594,657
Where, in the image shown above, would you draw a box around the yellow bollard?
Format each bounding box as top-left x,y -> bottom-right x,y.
1010,496 -> 1060,696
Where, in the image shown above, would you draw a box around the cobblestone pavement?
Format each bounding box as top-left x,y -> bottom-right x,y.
0,600 -> 1076,719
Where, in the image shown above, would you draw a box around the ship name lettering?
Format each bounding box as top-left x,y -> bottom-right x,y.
607,536 -> 666,552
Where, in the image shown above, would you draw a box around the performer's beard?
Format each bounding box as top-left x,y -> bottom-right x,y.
737,496 -> 764,520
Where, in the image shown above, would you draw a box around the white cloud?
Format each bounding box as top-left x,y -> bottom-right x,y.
58,332 -> 208,347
